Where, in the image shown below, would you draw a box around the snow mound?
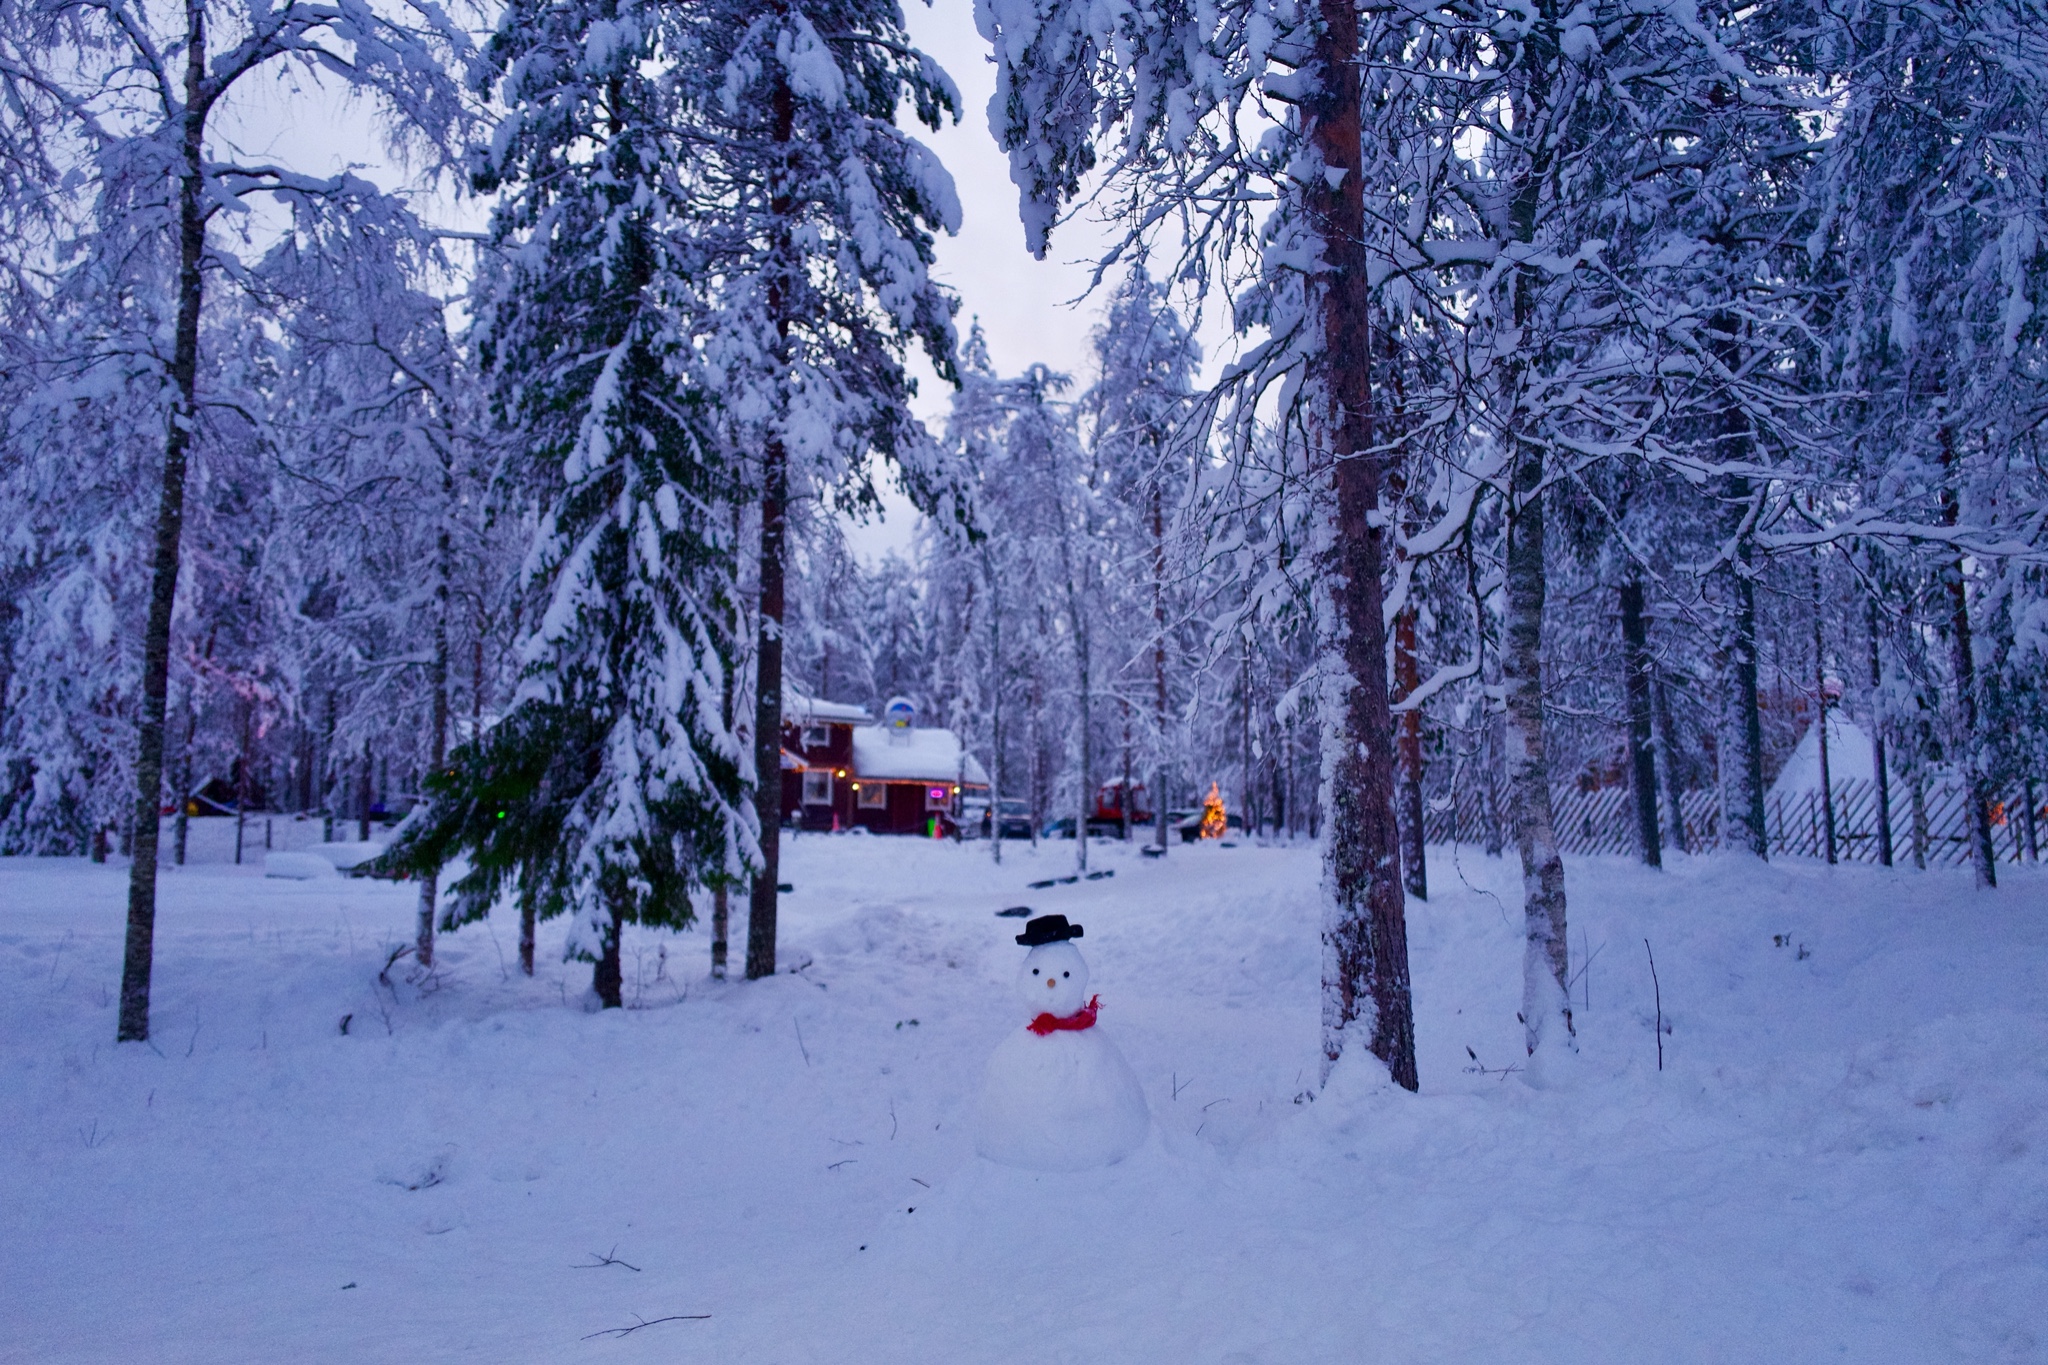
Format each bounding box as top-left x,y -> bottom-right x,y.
262,852 -> 337,880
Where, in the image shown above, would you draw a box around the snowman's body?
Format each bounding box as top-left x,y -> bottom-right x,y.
974,938 -> 1148,1170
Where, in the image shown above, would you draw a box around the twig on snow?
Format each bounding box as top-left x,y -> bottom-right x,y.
794,1018 -> 810,1066
379,943 -> 414,987
579,1313 -> 709,1341
1644,938 -> 1664,1071
572,1245 -> 641,1272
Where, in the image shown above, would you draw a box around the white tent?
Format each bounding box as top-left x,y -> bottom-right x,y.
1768,714 -> 1894,802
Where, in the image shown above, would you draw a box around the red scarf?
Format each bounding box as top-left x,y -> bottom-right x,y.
1028,995 -> 1100,1036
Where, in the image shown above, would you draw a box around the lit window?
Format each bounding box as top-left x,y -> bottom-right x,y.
926,786 -> 950,810
801,771 -> 832,805
857,783 -> 886,809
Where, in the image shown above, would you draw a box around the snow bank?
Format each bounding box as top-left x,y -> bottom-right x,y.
2,841 -> 2043,1362
304,840 -> 387,873
262,851 -> 337,880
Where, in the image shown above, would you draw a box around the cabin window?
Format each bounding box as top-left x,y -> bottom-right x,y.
801,723 -> 829,750
801,771 -> 832,806
856,782 -> 886,809
925,785 -> 951,811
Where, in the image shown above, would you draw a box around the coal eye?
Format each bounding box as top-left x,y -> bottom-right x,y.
1031,968 -> 1039,976
1062,971 -> 1070,978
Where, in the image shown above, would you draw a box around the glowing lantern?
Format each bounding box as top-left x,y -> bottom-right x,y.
1200,782 -> 1227,840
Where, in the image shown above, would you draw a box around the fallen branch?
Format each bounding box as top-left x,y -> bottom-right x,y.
580,1314 -> 709,1341
572,1245 -> 640,1272
1644,939 -> 1664,1071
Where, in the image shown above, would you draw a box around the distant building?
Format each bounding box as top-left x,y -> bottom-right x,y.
780,690 -> 989,835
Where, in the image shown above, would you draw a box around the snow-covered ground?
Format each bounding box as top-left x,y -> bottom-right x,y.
3,836 -> 2044,1363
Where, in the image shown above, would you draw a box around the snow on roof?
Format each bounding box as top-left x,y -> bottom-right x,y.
784,684 -> 872,725
851,725 -> 990,786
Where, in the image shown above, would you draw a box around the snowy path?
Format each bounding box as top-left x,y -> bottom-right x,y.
2,840 -> 2043,1363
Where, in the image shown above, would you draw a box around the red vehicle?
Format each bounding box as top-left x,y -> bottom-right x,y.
1091,779 -> 1154,833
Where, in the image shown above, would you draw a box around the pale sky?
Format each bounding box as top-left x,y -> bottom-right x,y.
214,0 -> 1207,564
847,0 -> 1117,563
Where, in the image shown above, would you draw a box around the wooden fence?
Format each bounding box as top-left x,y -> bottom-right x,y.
1423,775 -> 2044,866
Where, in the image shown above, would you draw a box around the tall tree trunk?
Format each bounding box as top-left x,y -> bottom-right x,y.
1938,427 -> 1996,888
1620,579 -> 1662,868
711,885 -> 729,979
1309,0 -> 1415,1091
984,544 -> 1005,865
1394,605 -> 1428,898
1074,609 -> 1091,871
173,702 -> 195,866
1866,597 -> 1894,867
1910,764 -> 1929,870
357,740 -> 372,843
518,885 -> 536,976
1483,709 -> 1505,858
747,433 -> 789,978
1653,677 -> 1687,855
321,692 -> 337,842
1814,563 -> 1837,866
593,894 -> 624,1008
1724,477 -> 1768,858
1151,480 -> 1169,855
233,699 -> 250,865
1497,27 -> 1571,1063
416,514 -> 451,968
118,7 -> 207,1043
2023,778 -> 2039,862
1503,446 -> 1572,1058
746,70 -> 797,980
1120,701 -> 1132,841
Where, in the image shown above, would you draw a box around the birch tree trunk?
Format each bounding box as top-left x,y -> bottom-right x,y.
1497,20 -> 1571,1063
118,4 -> 207,1043
1502,446 -> 1572,1058
1310,0 -> 1415,1091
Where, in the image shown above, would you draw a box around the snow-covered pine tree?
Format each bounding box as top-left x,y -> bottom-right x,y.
0,0 -> 471,1039
674,0 -> 969,978
392,0 -> 748,1007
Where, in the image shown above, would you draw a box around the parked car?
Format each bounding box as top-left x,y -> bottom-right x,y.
983,798 -> 1034,840
1172,808 -> 1245,843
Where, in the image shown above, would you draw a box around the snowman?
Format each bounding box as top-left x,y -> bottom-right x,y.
974,914 -> 1149,1170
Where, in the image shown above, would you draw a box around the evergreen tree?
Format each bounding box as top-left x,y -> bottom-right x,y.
391,0 -> 748,1007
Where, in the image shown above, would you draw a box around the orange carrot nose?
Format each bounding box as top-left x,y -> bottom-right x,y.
1046,979 -> 1057,988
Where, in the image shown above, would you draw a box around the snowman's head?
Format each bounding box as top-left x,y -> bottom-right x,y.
1015,940 -> 1090,1018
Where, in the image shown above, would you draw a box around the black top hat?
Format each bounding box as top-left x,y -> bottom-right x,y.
1016,914 -> 1083,947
